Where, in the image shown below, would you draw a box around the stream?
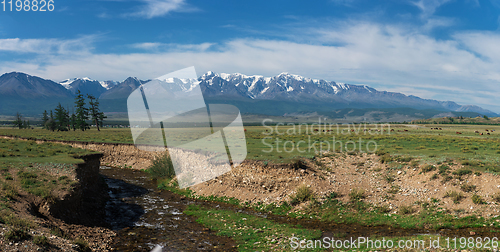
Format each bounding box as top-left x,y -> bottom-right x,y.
100,166 -> 499,251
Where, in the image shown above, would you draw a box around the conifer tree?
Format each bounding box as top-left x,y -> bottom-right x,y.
87,94 -> 107,131
74,90 -> 89,131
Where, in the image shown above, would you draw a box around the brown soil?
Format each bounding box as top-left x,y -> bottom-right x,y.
191,152 -> 500,218
0,191 -> 115,251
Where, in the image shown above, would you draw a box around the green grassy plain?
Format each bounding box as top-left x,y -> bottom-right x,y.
2,124 -> 500,168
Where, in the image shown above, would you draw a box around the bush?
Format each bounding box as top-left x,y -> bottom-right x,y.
291,158 -> 308,170
33,235 -> 50,247
472,194 -> 485,205
146,153 -> 175,180
430,173 -> 439,180
349,188 -> 365,201
421,165 -> 436,173
441,175 -> 452,184
453,169 -> 472,177
377,205 -> 391,213
444,190 -> 464,204
410,160 -> 420,168
73,237 -> 91,252
290,185 -> 314,205
460,183 -> 476,193
396,156 -> 412,162
4,228 -> 31,241
438,165 -> 449,174
380,154 -> 392,164
399,205 -> 415,215
491,193 -> 500,203
326,191 -> 339,201
383,174 -> 395,183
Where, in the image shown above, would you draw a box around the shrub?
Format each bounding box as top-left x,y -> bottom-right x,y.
291,158 -> 308,170
421,165 -> 436,173
383,174 -> 395,183
444,190 -> 464,204
326,191 -> 339,201
396,156 -> 412,162
472,194 -> 485,205
430,173 -> 439,180
410,160 -> 420,168
387,185 -> 400,194
399,205 -> 415,215
453,169 -> 472,177
380,154 -> 392,164
33,235 -> 50,247
438,165 -> 450,174
491,193 -> 500,203
290,185 -> 314,205
349,188 -> 365,202
4,228 -> 31,241
441,175 -> 453,184
146,153 -> 175,180
377,205 -> 391,213
460,183 -> 476,193
73,237 -> 91,252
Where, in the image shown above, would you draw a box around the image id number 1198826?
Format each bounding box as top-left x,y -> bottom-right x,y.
2,0 -> 54,11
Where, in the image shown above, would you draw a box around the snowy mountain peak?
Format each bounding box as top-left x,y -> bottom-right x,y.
99,80 -> 119,90
59,78 -> 77,89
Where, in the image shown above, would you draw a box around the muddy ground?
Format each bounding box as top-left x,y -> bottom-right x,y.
192,153 -> 500,218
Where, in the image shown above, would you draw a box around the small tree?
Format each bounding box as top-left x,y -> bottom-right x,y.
54,103 -> 69,131
70,113 -> 77,131
45,110 -> 57,132
42,110 -> 49,129
23,120 -> 30,129
87,94 -> 106,131
484,115 -> 489,120
13,112 -> 23,129
74,90 -> 89,131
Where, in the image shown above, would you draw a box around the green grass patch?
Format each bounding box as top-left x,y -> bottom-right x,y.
184,204 -> 322,251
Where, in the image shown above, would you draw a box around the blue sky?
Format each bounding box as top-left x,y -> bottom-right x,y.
1,0 -> 500,112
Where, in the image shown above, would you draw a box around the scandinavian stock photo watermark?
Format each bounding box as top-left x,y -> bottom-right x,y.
290,236 -> 500,250
260,119 -> 390,154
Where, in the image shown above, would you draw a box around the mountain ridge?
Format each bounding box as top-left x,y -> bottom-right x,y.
0,71 -> 497,118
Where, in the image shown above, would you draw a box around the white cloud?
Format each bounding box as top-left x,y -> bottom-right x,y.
0,36 -> 95,55
128,0 -> 194,19
131,42 -> 214,51
410,0 -> 452,18
2,22 -> 500,112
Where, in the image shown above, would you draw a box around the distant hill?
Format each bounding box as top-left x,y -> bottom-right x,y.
412,116 -> 500,125
0,72 -> 74,115
0,72 -> 72,99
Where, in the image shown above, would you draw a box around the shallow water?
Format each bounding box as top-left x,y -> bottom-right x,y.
100,166 -> 499,251
100,167 -> 236,251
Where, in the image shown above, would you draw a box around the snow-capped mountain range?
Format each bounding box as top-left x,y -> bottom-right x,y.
0,71 -> 496,117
